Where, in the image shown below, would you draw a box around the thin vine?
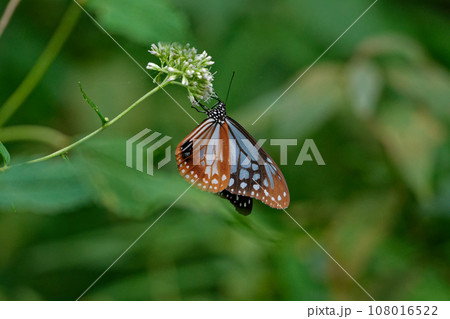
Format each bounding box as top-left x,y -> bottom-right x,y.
0,43 -> 215,172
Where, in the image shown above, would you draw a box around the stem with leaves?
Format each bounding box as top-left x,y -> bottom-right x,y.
0,42 -> 216,172
0,2 -> 82,127
26,80 -> 170,165
0,81 -> 168,172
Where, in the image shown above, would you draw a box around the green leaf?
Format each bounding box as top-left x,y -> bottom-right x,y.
386,65 -> 450,125
404,269 -> 450,300
327,192 -> 399,299
0,159 -> 92,213
328,192 -> 399,273
78,82 -> 109,125
373,102 -> 445,201
86,0 -> 189,45
0,141 -> 10,166
355,34 -> 428,64
275,245 -> 329,300
74,136 -> 225,218
347,60 -> 383,118
247,63 -> 344,137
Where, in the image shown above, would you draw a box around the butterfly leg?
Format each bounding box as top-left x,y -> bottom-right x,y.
191,98 -> 210,113
191,104 -> 207,114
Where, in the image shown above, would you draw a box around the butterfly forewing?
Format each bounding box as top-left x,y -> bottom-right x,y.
225,117 -> 290,209
176,119 -> 230,193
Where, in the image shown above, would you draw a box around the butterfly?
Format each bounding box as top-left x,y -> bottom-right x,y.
175,97 -> 289,215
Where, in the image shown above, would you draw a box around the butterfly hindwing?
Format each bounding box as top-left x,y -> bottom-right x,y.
225,117 -> 290,209
176,118 -> 230,193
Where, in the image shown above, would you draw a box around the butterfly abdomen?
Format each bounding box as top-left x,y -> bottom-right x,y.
218,190 -> 252,216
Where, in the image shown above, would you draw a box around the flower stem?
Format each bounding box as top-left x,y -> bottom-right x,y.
21,81 -> 169,166
0,2 -> 82,127
0,125 -> 70,148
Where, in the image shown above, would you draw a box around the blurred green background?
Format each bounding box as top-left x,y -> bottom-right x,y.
0,0 -> 449,300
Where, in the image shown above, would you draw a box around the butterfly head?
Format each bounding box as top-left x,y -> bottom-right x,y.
207,102 -> 227,125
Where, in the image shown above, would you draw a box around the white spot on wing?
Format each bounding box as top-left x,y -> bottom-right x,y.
242,158 -> 251,168
240,169 -> 249,180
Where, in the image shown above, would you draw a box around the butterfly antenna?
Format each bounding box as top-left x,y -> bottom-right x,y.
225,71 -> 235,104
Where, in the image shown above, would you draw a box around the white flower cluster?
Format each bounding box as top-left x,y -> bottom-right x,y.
147,42 -> 215,101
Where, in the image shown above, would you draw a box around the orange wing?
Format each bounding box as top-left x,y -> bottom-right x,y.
176,119 -> 230,193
